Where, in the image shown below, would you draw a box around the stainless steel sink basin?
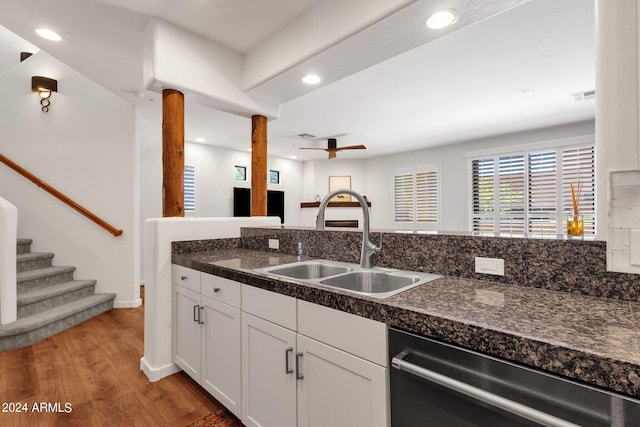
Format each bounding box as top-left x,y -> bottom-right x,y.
255,260 -> 440,299
320,270 -> 420,293
259,261 -> 352,280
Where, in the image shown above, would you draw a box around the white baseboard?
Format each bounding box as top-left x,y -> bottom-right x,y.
140,357 -> 180,382
114,298 -> 143,308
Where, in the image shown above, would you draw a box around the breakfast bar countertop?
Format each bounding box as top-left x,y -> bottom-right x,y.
172,248 -> 640,399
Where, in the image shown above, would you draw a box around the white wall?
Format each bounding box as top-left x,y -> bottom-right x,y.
299,158 -> 370,227
141,216 -> 281,382
0,197 -> 17,325
140,141 -> 304,220
299,120 -> 596,231
0,50 -> 140,307
139,138 -> 304,281
596,0 -> 640,271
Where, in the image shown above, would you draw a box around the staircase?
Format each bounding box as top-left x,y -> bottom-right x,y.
0,238 -> 116,351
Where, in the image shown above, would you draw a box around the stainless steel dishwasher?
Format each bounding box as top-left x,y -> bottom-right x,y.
389,327 -> 640,427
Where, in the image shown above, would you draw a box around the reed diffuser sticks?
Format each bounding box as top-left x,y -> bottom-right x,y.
570,182 -> 583,216
568,182 -> 584,237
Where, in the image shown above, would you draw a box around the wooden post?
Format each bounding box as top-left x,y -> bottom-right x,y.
162,89 -> 185,217
251,115 -> 268,216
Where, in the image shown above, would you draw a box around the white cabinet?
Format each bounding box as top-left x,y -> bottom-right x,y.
173,264 -> 389,427
297,300 -> 389,427
242,312 -> 297,427
173,283 -> 202,380
241,285 -> 298,427
201,295 -> 241,417
241,285 -> 389,427
297,334 -> 388,427
172,266 -> 242,418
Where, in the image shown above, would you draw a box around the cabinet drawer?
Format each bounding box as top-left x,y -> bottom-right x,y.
201,273 -> 241,308
242,284 -> 296,331
298,300 -> 387,367
172,265 -> 200,293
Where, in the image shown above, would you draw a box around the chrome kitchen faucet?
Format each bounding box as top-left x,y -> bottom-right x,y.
316,190 -> 381,268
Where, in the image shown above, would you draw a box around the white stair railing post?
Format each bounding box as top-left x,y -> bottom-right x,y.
0,197 -> 17,325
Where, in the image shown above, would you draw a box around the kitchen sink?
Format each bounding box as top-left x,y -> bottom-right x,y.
260,261 -> 353,280
320,270 -> 420,293
255,260 -> 440,299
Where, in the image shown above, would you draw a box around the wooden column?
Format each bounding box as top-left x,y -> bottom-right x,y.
251,115 -> 268,216
162,89 -> 185,217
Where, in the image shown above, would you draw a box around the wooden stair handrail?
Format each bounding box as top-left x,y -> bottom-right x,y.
0,153 -> 123,237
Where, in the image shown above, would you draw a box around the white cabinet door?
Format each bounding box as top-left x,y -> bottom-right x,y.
297,334 -> 389,427
242,312 -> 297,427
201,295 -> 242,419
173,284 -> 202,382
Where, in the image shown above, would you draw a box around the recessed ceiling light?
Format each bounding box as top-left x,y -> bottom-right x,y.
517,89 -> 531,96
35,28 -> 62,41
426,9 -> 458,29
302,74 -> 321,85
195,138 -> 206,143
290,156 -> 297,159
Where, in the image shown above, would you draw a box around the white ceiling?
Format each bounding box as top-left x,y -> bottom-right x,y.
95,0 -> 317,53
0,0 -> 594,161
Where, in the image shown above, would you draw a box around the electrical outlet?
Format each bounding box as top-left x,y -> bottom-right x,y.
268,239 -> 279,250
475,257 -> 504,276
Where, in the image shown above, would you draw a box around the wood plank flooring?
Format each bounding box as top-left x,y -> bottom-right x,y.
0,292 -> 223,427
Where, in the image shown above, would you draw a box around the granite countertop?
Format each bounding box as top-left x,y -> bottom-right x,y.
172,248 -> 640,399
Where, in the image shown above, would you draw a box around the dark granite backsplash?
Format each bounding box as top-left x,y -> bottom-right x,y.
172,237 -> 242,254
237,227 -> 640,302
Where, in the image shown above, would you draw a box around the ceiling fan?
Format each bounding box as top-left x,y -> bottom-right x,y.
299,138 -> 366,159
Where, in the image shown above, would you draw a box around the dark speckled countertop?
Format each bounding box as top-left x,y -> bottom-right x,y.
172,248 -> 640,399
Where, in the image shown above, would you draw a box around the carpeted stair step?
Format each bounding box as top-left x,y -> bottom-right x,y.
0,293 -> 116,351
17,252 -> 54,273
17,280 -> 97,319
17,238 -> 32,255
17,266 -> 76,292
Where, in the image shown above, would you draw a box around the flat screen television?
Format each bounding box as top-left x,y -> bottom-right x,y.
233,187 -> 285,224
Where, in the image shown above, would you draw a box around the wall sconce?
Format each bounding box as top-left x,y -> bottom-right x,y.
31,76 -> 57,112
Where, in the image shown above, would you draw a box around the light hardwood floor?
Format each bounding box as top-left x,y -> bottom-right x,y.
0,291 -> 222,427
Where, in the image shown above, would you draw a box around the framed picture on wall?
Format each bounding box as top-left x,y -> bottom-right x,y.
234,165 -> 247,181
269,170 -> 280,184
329,175 -> 351,202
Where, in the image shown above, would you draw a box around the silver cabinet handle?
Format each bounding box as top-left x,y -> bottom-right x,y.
296,352 -> 304,380
392,351 -> 580,427
285,347 -> 293,374
193,305 -> 199,322
213,287 -> 221,293
197,306 -> 204,324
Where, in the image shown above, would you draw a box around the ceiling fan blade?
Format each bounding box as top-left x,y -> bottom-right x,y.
335,145 -> 367,151
299,147 -> 329,151
328,150 -> 337,159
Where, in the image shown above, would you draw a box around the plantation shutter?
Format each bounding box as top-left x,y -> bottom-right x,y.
470,143 -> 595,237
416,169 -> 438,223
498,155 -> 526,233
394,166 -> 439,229
528,151 -> 557,235
184,164 -> 196,213
394,173 -> 413,223
472,158 -> 495,232
562,146 -> 595,236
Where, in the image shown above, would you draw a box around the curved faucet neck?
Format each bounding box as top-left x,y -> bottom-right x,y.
316,189 -> 369,229
316,190 -> 378,268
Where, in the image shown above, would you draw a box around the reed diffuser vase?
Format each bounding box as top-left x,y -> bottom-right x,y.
567,182 -> 584,237
567,214 -> 584,237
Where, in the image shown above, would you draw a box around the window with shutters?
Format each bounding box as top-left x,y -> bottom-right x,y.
184,164 -> 196,214
470,143 -> 595,237
394,165 -> 439,230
